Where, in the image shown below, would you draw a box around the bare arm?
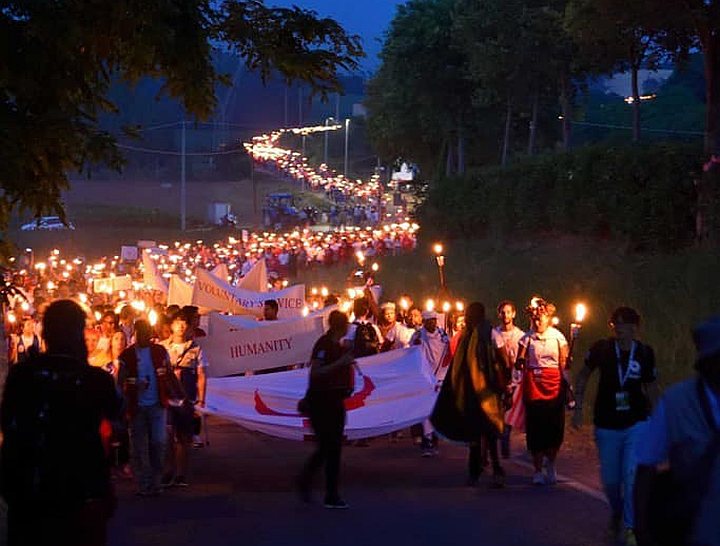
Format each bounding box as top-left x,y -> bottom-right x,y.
197,366 -> 207,407
572,365 -> 593,429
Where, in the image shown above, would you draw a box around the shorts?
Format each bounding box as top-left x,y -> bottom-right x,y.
168,403 -> 195,438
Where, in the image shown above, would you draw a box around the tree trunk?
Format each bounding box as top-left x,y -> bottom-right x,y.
501,100 -> 512,167
559,72 -> 572,151
631,62 -> 641,143
528,90 -> 539,156
457,123 -> 465,175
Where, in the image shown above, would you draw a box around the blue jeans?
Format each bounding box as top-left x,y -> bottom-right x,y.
594,422 -> 646,529
129,404 -> 167,492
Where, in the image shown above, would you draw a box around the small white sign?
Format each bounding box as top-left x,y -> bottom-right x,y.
120,246 -> 138,262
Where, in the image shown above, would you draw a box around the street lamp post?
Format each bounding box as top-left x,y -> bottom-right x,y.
180,118 -> 187,231
323,117 -> 335,166
344,118 -> 350,178
433,243 -> 446,291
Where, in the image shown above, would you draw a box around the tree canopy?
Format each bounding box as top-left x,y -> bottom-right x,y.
366,0 -> 720,176
0,0 -> 363,252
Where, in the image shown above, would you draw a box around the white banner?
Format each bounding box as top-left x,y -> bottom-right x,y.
142,250 -> 169,293
92,275 -> 132,294
167,275 -> 194,307
211,263 -> 230,282
205,347 -> 436,440
192,268 -> 304,318
237,258 -> 268,292
201,313 -> 325,376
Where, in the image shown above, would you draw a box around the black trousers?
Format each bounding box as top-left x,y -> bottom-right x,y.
300,394 -> 346,500
468,432 -> 501,479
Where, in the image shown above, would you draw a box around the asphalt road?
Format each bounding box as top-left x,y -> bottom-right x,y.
109,417 -> 609,546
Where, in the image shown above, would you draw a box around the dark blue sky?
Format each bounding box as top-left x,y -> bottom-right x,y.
273,0 -> 405,72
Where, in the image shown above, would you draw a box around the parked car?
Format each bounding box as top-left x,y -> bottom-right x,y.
20,216 -> 75,231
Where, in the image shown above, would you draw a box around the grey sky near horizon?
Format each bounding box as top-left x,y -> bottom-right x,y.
272,0 -> 405,72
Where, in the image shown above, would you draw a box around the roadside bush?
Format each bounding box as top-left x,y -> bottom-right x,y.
420,143 -> 706,249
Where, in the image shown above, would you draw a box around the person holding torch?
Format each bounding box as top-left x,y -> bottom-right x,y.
572,307 -> 657,546
515,297 -> 569,486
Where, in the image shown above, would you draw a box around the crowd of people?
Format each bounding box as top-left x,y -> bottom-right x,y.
0,121 -> 717,546
299,291 -> 720,546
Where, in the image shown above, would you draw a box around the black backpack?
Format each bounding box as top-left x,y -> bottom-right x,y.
0,357 -> 116,510
353,321 -> 380,357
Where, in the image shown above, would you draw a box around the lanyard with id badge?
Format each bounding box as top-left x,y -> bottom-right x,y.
614,341 -> 641,412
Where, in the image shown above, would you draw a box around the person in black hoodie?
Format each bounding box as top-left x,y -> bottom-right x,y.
1,299 -> 122,546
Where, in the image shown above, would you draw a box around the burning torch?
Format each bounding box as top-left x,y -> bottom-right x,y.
564,303 -> 588,410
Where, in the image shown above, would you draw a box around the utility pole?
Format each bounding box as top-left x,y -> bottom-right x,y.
180,119 -> 187,231
335,93 -> 340,120
323,117 -> 331,166
251,154 -> 257,217
344,118 -> 350,178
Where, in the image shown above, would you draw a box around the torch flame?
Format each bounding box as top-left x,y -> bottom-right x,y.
575,303 -> 587,323
433,243 -> 443,255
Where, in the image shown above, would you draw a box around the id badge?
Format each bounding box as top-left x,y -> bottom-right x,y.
615,391 -> 630,412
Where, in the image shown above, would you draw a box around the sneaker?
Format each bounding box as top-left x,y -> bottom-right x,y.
490,467 -> 506,489
606,516 -> 621,543
532,472 -> 545,486
624,529 -> 638,546
323,498 -> 349,509
545,462 -> 557,485
135,487 -> 161,497
420,437 -> 434,457
174,475 -> 189,487
160,474 -> 174,488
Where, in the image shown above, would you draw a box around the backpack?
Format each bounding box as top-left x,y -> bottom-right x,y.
0,357 -> 116,510
353,321 -> 380,358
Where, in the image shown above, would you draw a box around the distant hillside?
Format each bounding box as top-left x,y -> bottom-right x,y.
102,51 -> 366,133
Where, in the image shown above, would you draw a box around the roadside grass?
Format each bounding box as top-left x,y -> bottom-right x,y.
298,235 -> 720,391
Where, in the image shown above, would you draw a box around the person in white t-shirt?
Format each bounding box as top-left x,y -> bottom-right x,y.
492,300 -> 526,458
516,298 -> 569,486
161,310 -> 209,487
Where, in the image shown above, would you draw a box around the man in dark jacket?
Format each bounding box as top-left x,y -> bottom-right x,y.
1,299 -> 122,546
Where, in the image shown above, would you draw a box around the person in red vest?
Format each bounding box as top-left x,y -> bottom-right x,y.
516,298 -> 569,486
118,320 -> 178,497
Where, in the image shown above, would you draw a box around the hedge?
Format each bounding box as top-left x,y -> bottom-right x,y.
420,143 -> 711,249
